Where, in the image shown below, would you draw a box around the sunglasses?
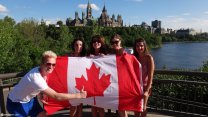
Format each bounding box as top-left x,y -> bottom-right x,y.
45,63 -> 56,67
111,40 -> 120,45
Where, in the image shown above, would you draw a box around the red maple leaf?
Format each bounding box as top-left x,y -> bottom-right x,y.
75,62 -> 111,105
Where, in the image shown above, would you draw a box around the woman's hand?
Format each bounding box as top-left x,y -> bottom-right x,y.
144,91 -> 149,97
99,53 -> 105,57
89,54 -> 95,58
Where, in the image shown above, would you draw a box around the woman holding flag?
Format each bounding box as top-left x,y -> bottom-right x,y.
88,35 -> 108,117
110,34 -> 128,117
133,38 -> 155,117
110,34 -> 126,55
67,37 -> 87,117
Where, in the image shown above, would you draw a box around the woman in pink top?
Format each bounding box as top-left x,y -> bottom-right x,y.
64,37 -> 86,117
133,38 -> 155,117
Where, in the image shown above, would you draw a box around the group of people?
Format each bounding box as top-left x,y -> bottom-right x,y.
6,33 -> 154,117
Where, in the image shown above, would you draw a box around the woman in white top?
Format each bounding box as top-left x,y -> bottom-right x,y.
7,50 -> 87,117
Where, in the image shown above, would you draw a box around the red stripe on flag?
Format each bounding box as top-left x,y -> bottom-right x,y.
116,54 -> 143,112
44,57 -> 70,115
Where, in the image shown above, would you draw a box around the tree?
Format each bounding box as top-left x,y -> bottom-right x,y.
2,16 -> 16,26
52,25 -> 73,55
57,20 -> 63,26
16,18 -> 39,41
0,18 -> 17,73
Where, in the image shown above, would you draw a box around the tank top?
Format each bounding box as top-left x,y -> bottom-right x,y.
138,56 -> 149,90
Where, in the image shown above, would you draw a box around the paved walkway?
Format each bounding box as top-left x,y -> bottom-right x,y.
3,88 -> 174,117
49,109 -> 174,117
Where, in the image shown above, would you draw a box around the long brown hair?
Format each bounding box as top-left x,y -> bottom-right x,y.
89,35 -> 108,55
133,38 -> 149,57
71,37 -> 86,57
110,34 -> 122,43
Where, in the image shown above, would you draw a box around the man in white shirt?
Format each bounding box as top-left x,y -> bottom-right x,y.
6,50 -> 87,117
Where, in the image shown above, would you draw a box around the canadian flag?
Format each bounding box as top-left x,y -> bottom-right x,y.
44,54 -> 143,115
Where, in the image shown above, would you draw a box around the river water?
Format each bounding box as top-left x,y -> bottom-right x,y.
150,42 -> 208,70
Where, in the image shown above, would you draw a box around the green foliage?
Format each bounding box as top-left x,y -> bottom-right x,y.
16,18 -> 39,41
201,61 -> 208,72
2,16 -> 16,26
0,17 -> 17,73
2,16 -> 208,74
162,33 -> 208,42
51,25 -> 73,55
151,73 -> 208,115
0,16 -> 162,73
56,20 -> 63,26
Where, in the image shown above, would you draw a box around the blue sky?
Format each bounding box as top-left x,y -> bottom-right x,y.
1,0 -> 208,32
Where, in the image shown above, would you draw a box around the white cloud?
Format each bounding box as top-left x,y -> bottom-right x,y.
162,16 -> 208,32
41,18 -> 66,25
204,11 -> 208,15
167,15 -> 178,18
0,4 -> 8,13
91,4 -> 99,11
182,13 -> 190,16
78,4 -> 87,9
78,3 -> 99,11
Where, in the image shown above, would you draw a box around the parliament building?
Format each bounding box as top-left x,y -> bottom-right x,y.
66,1 -> 123,27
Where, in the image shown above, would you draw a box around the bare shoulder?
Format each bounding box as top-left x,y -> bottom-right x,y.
146,54 -> 155,69
146,54 -> 153,60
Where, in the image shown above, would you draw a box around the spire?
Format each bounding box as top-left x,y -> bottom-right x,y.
41,18 -> 45,25
112,14 -> 115,20
86,0 -> 92,19
102,4 -> 107,12
87,0 -> 90,8
82,11 -> 85,20
75,11 -> 79,20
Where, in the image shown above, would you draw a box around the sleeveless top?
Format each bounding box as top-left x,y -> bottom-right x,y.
137,56 -> 149,90
141,61 -> 148,88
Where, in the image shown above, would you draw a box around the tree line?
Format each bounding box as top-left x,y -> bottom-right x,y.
0,16 -> 162,73
1,16 -> 208,73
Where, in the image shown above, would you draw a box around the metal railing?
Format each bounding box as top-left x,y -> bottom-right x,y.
0,70 -> 208,116
149,70 -> 208,117
0,72 -> 26,115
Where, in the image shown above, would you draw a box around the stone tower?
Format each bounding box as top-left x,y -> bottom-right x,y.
86,0 -> 92,19
75,11 -> 79,20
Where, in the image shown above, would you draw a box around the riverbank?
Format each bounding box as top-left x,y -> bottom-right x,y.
151,42 -> 208,70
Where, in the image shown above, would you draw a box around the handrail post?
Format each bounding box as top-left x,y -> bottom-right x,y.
0,79 -> 6,114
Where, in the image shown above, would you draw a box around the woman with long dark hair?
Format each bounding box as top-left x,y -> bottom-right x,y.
68,37 -> 86,117
88,35 -> 108,117
133,38 -> 155,117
